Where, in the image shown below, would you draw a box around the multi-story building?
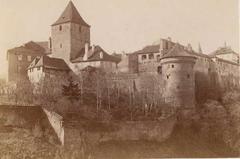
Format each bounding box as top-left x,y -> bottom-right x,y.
7,41 -> 50,82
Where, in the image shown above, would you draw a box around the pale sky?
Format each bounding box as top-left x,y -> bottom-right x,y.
0,0 -> 239,78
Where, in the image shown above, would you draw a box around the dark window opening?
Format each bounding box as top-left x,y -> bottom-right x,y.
79,26 -> 82,32
142,55 -> 147,60
59,25 -> 62,31
60,44 -> 62,48
149,53 -> 154,59
172,64 -> 174,68
187,74 -> 190,79
157,66 -> 162,74
167,75 -> 170,79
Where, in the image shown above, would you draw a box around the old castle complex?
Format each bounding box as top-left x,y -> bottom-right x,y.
7,1 -> 240,110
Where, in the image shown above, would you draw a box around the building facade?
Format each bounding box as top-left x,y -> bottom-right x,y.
7,41 -> 50,82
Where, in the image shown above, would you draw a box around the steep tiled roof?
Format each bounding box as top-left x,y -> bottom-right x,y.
8,41 -> 50,55
35,41 -> 51,54
134,44 -> 160,54
133,39 -> 211,59
71,45 -> 121,63
210,47 -> 238,56
28,56 -> 70,71
52,1 -> 90,27
161,43 -> 196,59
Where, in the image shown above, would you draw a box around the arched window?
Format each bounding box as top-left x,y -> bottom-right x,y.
59,25 -> 62,31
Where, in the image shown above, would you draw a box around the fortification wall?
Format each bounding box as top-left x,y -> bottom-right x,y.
42,108 -> 64,145
64,115 -> 176,146
0,105 -> 45,128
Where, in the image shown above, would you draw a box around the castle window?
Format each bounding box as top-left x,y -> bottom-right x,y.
157,55 -> 161,61
167,75 -> 170,79
187,74 -> 190,79
59,25 -> 62,31
17,55 -> 22,61
149,53 -> 154,60
27,55 -> 31,62
157,66 -> 162,74
172,64 -> 174,68
79,26 -> 82,32
142,55 -> 147,60
60,44 -> 62,48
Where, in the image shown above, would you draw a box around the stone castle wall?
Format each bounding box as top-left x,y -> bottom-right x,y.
64,115 -> 176,146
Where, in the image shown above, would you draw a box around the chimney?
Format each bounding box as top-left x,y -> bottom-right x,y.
92,45 -> 95,54
49,37 -> 52,51
159,39 -> 165,51
83,43 -> 89,61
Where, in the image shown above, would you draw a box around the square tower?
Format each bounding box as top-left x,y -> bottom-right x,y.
51,1 -> 90,64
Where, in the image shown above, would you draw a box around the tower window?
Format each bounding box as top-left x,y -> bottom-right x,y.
157,66 -> 162,74
187,74 -> 190,79
172,64 -> 174,68
79,26 -> 82,32
59,25 -> 62,31
167,75 -> 170,79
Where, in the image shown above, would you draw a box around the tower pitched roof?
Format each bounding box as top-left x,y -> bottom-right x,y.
162,43 -> 195,59
52,1 -> 90,27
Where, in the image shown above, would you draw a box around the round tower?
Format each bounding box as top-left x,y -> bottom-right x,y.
160,44 -> 197,111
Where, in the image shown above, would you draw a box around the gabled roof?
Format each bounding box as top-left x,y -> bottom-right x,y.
35,41 -> 51,54
161,43 -> 196,59
28,56 -> 70,71
71,45 -> 121,63
8,41 -> 50,55
134,44 -> 160,54
52,1 -> 90,27
210,47 -> 239,57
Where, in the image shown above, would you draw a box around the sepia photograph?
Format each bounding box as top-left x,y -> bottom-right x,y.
0,0 -> 239,158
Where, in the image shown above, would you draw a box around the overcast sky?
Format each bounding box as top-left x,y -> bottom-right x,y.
0,0 -> 239,78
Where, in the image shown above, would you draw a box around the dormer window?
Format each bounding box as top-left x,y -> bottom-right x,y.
59,25 -> 62,31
